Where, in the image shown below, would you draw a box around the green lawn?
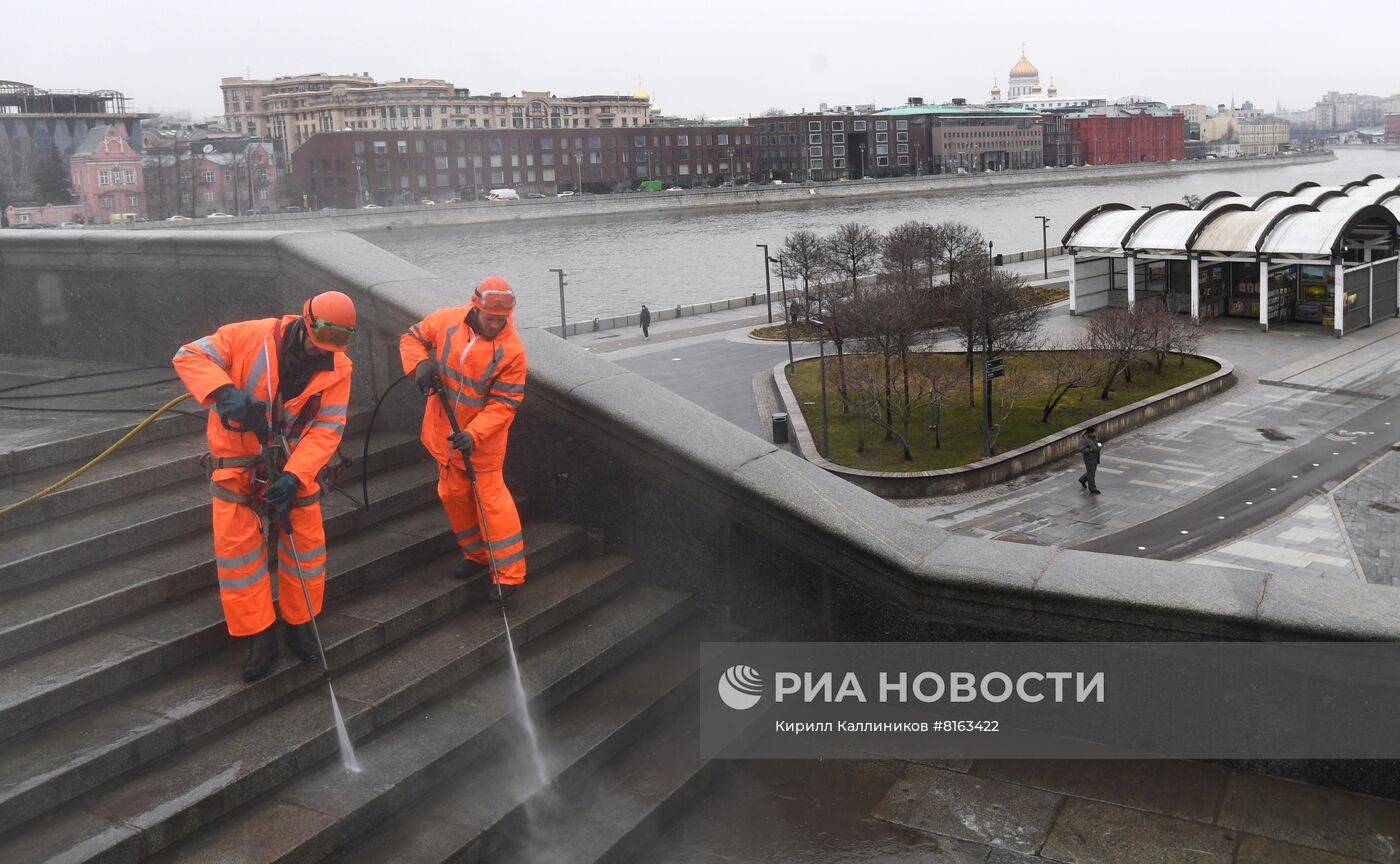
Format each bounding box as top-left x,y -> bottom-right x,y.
785,352 -> 1219,472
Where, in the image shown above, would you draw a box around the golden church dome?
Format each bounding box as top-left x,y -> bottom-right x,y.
1009,55 -> 1038,78
633,86 -> 650,101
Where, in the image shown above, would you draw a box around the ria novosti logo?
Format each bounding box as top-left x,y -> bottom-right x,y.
717,665 -> 763,710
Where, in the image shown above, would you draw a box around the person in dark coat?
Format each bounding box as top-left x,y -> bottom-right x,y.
640,304 -> 652,338
1078,426 -> 1102,494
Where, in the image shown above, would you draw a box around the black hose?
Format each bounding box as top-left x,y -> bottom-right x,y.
0,403 -> 203,416
0,378 -> 179,399
0,365 -> 173,396
362,372 -> 414,511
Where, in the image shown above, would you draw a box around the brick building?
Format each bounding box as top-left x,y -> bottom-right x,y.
754,104 -> 1042,181
1387,114 -> 1400,144
289,125 -> 754,205
1068,110 -> 1184,165
68,124 -> 145,223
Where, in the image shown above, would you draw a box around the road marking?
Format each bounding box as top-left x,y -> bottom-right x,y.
1270,487 -> 1277,492
1180,530 -> 1189,534
1246,501 -> 1253,505
1217,515 -> 1225,520
1138,546 -> 1146,551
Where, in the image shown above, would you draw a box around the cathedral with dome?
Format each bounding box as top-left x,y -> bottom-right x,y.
990,47 -> 1057,102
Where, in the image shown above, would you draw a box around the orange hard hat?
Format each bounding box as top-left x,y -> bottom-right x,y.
302,290 -> 357,352
472,276 -> 516,315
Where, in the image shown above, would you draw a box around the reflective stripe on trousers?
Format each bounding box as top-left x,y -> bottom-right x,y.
212,476 -> 328,636
436,462 -> 526,585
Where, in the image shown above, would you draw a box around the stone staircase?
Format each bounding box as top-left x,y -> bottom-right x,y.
0,412 -> 740,864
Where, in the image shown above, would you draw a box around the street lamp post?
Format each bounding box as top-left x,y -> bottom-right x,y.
549,268 -> 568,339
988,239 -> 995,265
811,311 -> 830,459
1035,215 -> 1051,278
770,255 -> 793,369
755,243 -> 773,323
575,153 -> 583,194
859,144 -> 866,179
354,158 -> 364,208
727,148 -> 736,185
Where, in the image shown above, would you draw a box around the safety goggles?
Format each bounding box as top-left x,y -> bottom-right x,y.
309,319 -> 356,347
474,289 -> 516,313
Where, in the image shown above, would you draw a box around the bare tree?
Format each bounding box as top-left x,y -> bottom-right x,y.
782,229 -> 828,318
881,221 -> 928,289
1039,335 -> 1102,423
825,222 -> 882,300
987,367 -> 1047,454
844,354 -> 927,462
1141,297 -> 1202,373
910,352 -> 961,449
1088,307 -> 1153,399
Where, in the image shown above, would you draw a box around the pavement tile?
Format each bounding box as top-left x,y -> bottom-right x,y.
873,763 -> 1061,854
1234,834 -> 1375,864
1217,772 -> 1400,863
969,759 -> 1226,824
1039,798 -> 1236,864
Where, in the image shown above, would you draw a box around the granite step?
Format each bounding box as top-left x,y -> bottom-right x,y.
0,520 -> 586,835
0,542 -> 627,864
0,408 -> 377,534
148,582 -> 694,864
328,618 -> 744,864
0,445 -> 434,666
0,426 -> 422,593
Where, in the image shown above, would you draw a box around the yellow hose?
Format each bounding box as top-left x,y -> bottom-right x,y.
0,393 -> 192,519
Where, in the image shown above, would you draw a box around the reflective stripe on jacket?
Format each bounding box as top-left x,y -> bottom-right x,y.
399,306 -> 527,471
172,314 -> 353,491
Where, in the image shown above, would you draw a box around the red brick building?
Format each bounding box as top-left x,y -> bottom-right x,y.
289,125 -> 754,205
1386,114 -> 1400,144
1068,110 -> 1184,165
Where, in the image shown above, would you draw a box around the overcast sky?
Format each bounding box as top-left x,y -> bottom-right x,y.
9,0 -> 1399,120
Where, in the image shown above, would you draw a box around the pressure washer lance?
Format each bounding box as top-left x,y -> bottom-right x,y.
265,428 -> 361,772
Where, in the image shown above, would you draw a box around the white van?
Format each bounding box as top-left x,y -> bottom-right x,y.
486,189 -> 520,202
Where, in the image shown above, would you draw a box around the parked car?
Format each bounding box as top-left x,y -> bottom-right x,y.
556,190 -> 576,198
524,192 -> 547,199
666,186 -> 684,191
205,212 -> 234,220
487,189 -> 520,202
244,208 -> 264,215
166,215 -> 192,221
420,199 -> 436,206
363,203 -> 384,209
58,222 -> 85,229
443,197 -> 461,204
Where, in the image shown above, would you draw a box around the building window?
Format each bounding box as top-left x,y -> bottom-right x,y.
397,140 -> 408,154
853,120 -> 867,131
896,119 -> 908,130
433,139 -> 447,152
833,146 -> 846,157
808,133 -> 822,145
717,134 -> 729,146
875,120 -> 888,131
125,170 -> 136,184
127,194 -> 139,206
435,156 -> 449,170
808,121 -> 821,131
808,146 -> 822,157
810,159 -> 823,170
180,172 -> 191,183
354,141 -> 366,155
832,133 -> 845,144
876,132 -> 888,143
201,170 -> 215,183
832,158 -> 845,168
374,141 -> 387,154
203,190 -> 217,201
831,120 -> 845,132
98,170 -> 111,186
876,156 -> 889,166
100,195 -> 114,207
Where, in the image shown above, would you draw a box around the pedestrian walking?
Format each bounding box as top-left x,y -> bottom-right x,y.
400,276 -> 529,603
172,291 -> 356,680
640,304 -> 651,338
1078,426 -> 1103,494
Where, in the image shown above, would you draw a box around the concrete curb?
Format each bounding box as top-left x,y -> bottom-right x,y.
774,351 -> 1235,499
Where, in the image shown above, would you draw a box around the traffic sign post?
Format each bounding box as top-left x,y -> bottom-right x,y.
982,357 -> 1003,457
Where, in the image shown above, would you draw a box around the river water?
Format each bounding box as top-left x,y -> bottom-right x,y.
364,149 -> 1400,328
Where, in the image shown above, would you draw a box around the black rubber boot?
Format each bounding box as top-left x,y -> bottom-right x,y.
285,621 -> 322,664
486,581 -> 519,604
242,627 -> 279,681
453,559 -> 478,580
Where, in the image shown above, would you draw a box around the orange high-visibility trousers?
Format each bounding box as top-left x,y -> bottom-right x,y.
212,473 -> 327,636
437,462 -> 526,585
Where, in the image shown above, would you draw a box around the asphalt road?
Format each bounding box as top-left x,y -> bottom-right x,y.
1075,385 -> 1400,560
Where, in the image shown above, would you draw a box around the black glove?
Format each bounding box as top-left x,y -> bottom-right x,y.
448,430 -> 475,457
414,359 -> 440,394
264,472 -> 300,511
213,385 -> 269,442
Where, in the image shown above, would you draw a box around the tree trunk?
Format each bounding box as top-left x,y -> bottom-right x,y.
1100,362 -> 1124,399
883,353 -> 894,441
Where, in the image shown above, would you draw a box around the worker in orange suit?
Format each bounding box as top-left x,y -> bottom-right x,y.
172,292 -> 356,681
399,276 -> 528,602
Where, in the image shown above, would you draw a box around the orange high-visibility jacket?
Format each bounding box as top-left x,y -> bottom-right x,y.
399,306 -> 527,471
172,315 -> 353,490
